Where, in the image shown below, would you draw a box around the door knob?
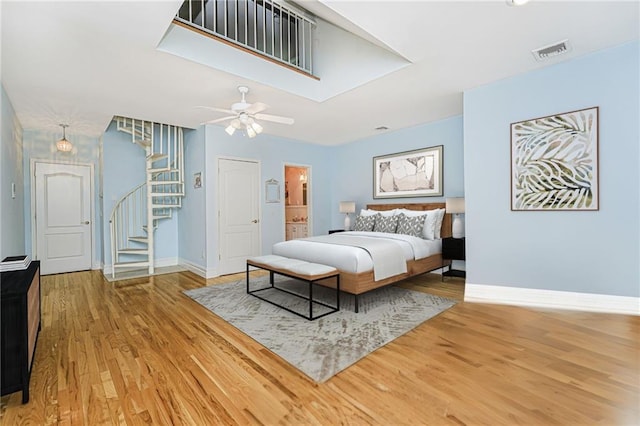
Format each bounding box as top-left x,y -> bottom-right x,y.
83,221 -> 90,225
251,219 -> 259,223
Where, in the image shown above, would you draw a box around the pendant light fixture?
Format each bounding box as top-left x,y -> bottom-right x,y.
56,124 -> 73,152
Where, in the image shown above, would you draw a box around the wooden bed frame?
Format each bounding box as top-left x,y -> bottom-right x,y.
315,202 -> 452,296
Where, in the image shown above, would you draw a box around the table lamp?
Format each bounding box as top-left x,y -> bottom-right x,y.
445,197 -> 465,238
339,201 -> 356,231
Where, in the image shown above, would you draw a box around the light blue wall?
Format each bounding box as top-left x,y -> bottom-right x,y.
202,125 -> 333,271
189,116 -> 464,275
102,121 -> 179,267
463,40 -> 639,297
1,84 -> 25,259
22,128 -> 102,267
331,115 -> 464,228
178,126 -> 207,270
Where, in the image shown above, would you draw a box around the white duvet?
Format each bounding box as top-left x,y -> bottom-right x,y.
271,231 -> 442,275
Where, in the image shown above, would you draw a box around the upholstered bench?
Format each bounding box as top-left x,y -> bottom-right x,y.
246,255 -> 340,320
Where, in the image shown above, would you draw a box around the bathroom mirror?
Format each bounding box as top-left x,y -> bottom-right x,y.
265,179 -> 280,203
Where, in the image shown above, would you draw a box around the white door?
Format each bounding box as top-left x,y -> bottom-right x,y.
218,158 -> 260,275
34,162 -> 92,275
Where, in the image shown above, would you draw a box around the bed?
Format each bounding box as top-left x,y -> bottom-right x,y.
271,202 -> 452,299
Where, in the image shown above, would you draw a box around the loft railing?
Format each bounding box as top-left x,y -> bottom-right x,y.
176,0 -> 315,75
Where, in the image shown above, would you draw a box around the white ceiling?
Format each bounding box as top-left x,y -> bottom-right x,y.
2,1 -> 638,145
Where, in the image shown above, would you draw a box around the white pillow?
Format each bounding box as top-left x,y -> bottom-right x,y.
397,208 -> 424,218
423,211 -> 439,240
360,208 -> 397,217
434,208 -> 446,239
398,208 -> 437,240
359,209 -> 377,217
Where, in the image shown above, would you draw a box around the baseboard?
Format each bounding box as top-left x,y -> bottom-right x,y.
155,257 -> 178,268
179,259 -> 206,278
205,267 -> 218,279
178,258 -> 218,279
464,283 -> 640,316
103,257 -> 178,275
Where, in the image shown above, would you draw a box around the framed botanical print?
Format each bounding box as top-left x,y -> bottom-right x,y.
511,106 -> 599,211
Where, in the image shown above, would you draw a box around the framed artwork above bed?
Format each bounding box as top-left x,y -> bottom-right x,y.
373,145 -> 444,199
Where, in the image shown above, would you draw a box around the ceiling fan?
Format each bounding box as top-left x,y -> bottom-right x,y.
200,86 -> 294,138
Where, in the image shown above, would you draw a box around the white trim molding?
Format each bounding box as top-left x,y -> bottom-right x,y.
465,283 -> 640,316
103,257 -> 179,276
178,258 -> 218,279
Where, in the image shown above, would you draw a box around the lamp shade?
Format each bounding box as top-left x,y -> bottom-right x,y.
339,201 -> 355,214
445,197 -> 465,214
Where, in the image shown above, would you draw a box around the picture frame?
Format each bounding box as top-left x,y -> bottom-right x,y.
373,145 -> 443,199
265,179 -> 280,203
511,106 -> 599,211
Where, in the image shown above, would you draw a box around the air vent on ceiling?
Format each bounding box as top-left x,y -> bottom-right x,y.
532,39 -> 572,62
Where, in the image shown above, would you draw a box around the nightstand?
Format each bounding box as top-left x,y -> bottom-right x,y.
328,229 -> 345,234
442,237 -> 465,279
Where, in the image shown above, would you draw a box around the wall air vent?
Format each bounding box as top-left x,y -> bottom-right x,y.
532,39 -> 572,62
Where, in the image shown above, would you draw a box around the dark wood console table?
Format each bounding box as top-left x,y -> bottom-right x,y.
1,261 -> 41,403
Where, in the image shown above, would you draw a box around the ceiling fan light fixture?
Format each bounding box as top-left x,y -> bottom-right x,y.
208,86 -> 294,138
250,121 -> 263,134
56,124 -> 73,152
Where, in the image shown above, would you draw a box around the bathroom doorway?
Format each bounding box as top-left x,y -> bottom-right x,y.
284,165 -> 311,240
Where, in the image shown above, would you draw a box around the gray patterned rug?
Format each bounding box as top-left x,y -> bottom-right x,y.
184,275 -> 456,382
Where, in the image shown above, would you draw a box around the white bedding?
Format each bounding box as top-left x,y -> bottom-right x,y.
271,231 -> 442,275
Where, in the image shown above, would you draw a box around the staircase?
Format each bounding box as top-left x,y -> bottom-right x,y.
109,117 -> 184,278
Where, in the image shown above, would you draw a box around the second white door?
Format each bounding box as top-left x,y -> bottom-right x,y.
34,162 -> 93,275
218,158 -> 260,275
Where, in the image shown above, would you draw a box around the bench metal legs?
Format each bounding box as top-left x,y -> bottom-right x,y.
246,263 -> 340,321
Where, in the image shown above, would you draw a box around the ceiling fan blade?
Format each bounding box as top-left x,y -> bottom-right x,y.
201,115 -> 236,125
254,113 -> 294,125
246,102 -> 268,115
195,105 -> 235,115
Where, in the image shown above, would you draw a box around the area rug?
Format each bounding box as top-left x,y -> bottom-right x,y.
184,275 -> 456,382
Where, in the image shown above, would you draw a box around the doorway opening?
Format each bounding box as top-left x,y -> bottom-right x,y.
284,165 -> 311,240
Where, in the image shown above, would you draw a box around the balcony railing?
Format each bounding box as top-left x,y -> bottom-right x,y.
176,0 -> 315,75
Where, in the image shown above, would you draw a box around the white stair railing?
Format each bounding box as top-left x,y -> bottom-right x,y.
110,183 -> 147,275
175,0 -> 316,75
110,117 -> 185,278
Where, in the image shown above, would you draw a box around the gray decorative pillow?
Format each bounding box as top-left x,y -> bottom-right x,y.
353,215 -> 375,232
373,213 -> 399,233
396,213 -> 426,238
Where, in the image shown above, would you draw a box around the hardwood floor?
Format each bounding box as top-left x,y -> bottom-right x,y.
2,270 -> 638,425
